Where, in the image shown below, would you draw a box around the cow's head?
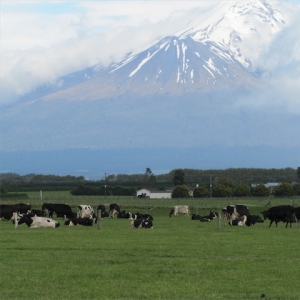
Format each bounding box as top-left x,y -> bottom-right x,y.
261,211 -> 268,220
14,212 -> 34,228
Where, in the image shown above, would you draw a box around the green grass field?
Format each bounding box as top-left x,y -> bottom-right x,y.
1,196 -> 300,300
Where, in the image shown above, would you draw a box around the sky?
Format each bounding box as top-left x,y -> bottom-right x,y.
1,0 -> 300,111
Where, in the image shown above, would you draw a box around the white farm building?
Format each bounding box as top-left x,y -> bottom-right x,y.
136,188 -> 172,199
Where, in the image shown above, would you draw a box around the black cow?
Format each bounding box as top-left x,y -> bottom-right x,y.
246,214 -> 264,226
117,210 -> 127,218
131,217 -> 153,229
109,203 -> 120,218
191,212 -> 216,222
57,212 -> 77,219
64,218 -> 93,226
223,205 -> 250,226
191,214 -> 211,222
0,203 -> 31,221
295,207 -> 300,227
42,203 -> 74,219
261,205 -> 296,228
31,209 -> 46,217
98,211 -> 110,218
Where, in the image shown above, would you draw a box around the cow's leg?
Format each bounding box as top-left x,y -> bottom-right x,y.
269,220 -> 274,227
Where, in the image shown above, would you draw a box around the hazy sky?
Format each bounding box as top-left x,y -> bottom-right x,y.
1,0 -> 300,112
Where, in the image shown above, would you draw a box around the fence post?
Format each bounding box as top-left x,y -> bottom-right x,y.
97,210 -> 101,230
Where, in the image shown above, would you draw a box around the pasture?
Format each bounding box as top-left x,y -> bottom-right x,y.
1,195 -> 300,299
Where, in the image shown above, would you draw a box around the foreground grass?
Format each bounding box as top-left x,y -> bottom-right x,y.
0,208 -> 299,300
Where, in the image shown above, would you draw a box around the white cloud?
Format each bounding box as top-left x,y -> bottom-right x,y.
236,12 -> 300,115
0,1 -> 216,105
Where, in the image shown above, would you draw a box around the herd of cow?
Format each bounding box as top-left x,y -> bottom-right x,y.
0,202 -> 154,229
169,204 -> 299,228
0,202 -> 299,229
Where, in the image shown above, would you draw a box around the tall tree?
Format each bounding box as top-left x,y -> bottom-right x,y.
142,168 -> 156,187
173,169 -> 185,186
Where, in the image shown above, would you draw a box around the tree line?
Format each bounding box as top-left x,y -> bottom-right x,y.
0,167 -> 299,197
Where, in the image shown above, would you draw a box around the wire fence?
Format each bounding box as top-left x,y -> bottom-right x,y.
1,194 -> 299,213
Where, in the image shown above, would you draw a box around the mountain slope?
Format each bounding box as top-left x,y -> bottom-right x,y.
23,0 -> 284,103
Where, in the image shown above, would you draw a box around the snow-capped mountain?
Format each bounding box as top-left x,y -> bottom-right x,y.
175,0 -> 284,67
33,0 -> 284,102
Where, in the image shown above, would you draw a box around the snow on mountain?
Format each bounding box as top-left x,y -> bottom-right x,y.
175,0 -> 284,67
33,0 -> 285,103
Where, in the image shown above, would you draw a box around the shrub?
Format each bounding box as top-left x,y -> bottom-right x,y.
193,186 -> 209,198
172,185 -> 190,198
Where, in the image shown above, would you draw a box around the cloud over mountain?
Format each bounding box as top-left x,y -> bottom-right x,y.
1,1 -> 299,175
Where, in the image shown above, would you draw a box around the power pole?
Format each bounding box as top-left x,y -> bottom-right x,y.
210,175 -> 212,198
104,173 -> 107,196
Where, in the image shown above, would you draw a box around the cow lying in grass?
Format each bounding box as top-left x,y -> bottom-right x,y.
230,214 -> 264,226
64,218 -> 93,226
191,211 -> 218,222
131,217 -> 153,229
14,212 -> 60,229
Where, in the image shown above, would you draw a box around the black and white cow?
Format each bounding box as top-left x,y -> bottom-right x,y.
131,217 -> 153,229
261,205 -> 296,228
77,205 -> 94,219
15,212 -> 60,228
64,218 -> 93,226
136,213 -> 153,221
230,215 -> 247,226
230,214 -> 264,226
99,211 -> 110,218
223,205 -> 250,226
109,203 -> 120,218
0,203 -> 31,221
191,211 -> 217,222
97,204 -> 106,213
117,210 -> 127,218
42,203 -> 74,219
11,209 -> 47,224
169,205 -> 189,217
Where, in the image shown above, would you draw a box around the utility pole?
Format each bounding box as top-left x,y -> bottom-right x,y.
104,173 -> 107,197
210,175 -> 212,198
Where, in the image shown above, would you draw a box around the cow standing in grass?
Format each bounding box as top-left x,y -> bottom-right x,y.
169,205 -> 189,217
1,203 -> 31,221
109,203 -> 120,218
42,203 -> 74,219
223,205 -> 249,226
261,205 -> 296,228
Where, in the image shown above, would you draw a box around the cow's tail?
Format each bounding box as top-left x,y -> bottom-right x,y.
169,208 -> 174,217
